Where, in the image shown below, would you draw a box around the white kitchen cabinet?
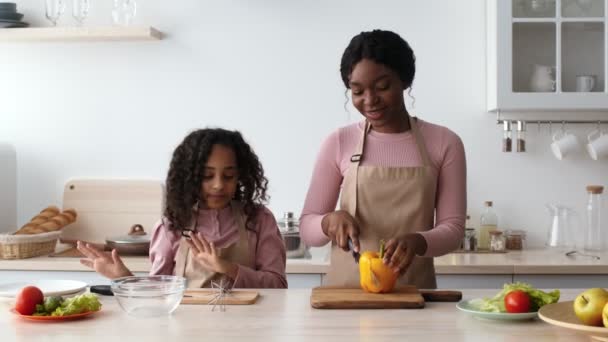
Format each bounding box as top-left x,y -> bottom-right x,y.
487,0 -> 608,111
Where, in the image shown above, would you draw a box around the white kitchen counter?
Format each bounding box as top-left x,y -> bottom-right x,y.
0,289 -> 589,341
1,248 -> 605,275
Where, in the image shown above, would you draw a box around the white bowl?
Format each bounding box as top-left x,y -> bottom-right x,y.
111,275 -> 186,317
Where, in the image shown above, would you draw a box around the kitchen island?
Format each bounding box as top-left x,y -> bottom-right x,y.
0,289 -> 589,341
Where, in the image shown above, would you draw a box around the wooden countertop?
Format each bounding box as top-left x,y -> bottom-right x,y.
0,289 -> 588,341
1,248 -> 606,275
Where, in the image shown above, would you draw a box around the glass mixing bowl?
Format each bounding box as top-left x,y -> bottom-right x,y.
111,275 -> 186,317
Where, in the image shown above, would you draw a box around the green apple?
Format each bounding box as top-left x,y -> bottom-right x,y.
602,302 -> 608,327
574,288 -> 608,326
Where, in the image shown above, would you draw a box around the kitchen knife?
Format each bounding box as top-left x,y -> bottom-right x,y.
348,239 -> 360,263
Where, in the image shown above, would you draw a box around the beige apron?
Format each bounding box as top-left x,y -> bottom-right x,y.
174,201 -> 255,288
324,116 -> 438,289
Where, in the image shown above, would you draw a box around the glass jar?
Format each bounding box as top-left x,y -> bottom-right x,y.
479,201 -> 498,250
516,120 -> 526,152
585,185 -> 604,251
505,229 -> 526,250
463,228 -> 477,251
489,230 -> 506,252
502,121 -> 512,152
277,212 -> 310,259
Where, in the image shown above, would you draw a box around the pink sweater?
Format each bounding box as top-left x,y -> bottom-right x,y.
300,119 -> 467,257
149,205 -> 287,288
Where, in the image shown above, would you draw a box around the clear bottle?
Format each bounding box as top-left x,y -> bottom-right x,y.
516,121 -> 526,152
479,201 -> 498,250
585,185 -> 604,251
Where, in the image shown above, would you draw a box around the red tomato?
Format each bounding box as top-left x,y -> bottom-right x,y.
504,290 -> 531,313
14,286 -> 44,315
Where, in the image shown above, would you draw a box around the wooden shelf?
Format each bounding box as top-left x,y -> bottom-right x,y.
0,26 -> 162,42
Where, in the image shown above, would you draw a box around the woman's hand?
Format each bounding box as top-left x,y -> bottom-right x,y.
77,241 -> 133,279
382,233 -> 427,275
321,210 -> 360,252
186,232 -> 238,279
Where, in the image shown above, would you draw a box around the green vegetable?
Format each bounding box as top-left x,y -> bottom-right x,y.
470,282 -> 560,313
44,296 -> 64,313
52,293 -> 101,316
30,293 -> 101,316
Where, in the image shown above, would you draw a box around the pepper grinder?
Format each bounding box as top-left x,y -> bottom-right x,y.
502,121 -> 512,152
516,120 -> 526,152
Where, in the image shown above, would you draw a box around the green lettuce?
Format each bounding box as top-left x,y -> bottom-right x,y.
32,293 -> 101,316
51,293 -> 101,316
470,282 -> 560,313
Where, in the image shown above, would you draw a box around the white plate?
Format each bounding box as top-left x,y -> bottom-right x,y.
457,299 -> 538,321
0,280 -> 87,297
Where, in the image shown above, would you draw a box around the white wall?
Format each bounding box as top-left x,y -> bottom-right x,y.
2,0 -> 607,248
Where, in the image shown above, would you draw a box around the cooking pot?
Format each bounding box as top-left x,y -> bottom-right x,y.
106,224 -> 150,256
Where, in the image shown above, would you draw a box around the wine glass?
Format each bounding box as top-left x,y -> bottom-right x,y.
72,0 -> 89,27
45,0 -> 66,26
112,0 -> 137,26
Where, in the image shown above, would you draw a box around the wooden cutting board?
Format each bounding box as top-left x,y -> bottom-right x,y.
181,289 -> 259,305
60,179 -> 164,244
311,286 -> 425,309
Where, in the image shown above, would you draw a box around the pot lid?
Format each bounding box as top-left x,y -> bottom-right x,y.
106,224 -> 150,244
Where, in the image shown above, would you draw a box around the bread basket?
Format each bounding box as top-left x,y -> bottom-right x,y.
0,231 -> 62,259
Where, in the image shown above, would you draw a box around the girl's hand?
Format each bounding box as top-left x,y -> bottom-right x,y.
321,210 -> 360,253
186,232 -> 238,279
77,241 -> 133,279
382,233 -> 427,275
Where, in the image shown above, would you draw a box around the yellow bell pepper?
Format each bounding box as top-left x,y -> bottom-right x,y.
359,240 -> 397,293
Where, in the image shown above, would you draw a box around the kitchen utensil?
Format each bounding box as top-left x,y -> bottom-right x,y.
0,3 -> 17,12
105,224 -> 150,255
90,285 -> 113,296
565,250 -> 600,260
310,286 -> 462,309
111,275 -> 185,317
530,64 -> 555,92
545,204 -> 581,250
181,289 -> 259,305
347,239 -> 360,263
0,12 -> 23,21
277,212 -> 310,259
456,300 -> 538,321
539,301 -> 608,341
0,279 -> 86,297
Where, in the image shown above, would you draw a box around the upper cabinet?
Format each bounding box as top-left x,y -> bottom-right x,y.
487,0 -> 608,112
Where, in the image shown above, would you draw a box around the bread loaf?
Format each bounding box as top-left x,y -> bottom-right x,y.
13,206 -> 78,235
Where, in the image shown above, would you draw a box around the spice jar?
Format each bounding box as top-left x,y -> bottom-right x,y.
463,228 -> 477,251
516,120 -> 526,152
505,229 -> 526,250
489,230 -> 506,252
502,121 -> 512,152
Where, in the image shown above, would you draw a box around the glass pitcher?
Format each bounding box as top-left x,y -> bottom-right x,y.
545,203 -> 582,250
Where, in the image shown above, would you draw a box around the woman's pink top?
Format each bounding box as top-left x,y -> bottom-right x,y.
149,205 -> 287,288
300,119 -> 467,257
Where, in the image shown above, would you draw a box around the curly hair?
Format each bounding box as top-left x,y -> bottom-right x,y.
164,128 -> 269,232
340,29 -> 416,90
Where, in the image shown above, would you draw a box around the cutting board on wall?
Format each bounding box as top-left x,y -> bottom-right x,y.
311,286 -> 425,309
60,179 -> 164,244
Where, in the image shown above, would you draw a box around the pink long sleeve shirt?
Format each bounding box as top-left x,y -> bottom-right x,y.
149,205 -> 287,288
300,119 -> 467,257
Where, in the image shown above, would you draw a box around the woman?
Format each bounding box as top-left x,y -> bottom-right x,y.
299,29 -> 466,289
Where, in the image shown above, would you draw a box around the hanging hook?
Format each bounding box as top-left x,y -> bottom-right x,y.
537,120 -> 541,133
561,120 -> 566,132
549,121 -> 552,135
598,121 -> 602,133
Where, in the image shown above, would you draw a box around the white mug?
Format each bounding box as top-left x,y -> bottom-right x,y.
551,130 -> 580,160
576,75 -> 596,92
587,130 -> 608,160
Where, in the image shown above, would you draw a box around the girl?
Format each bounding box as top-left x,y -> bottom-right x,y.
78,128 -> 287,288
299,29 -> 467,289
